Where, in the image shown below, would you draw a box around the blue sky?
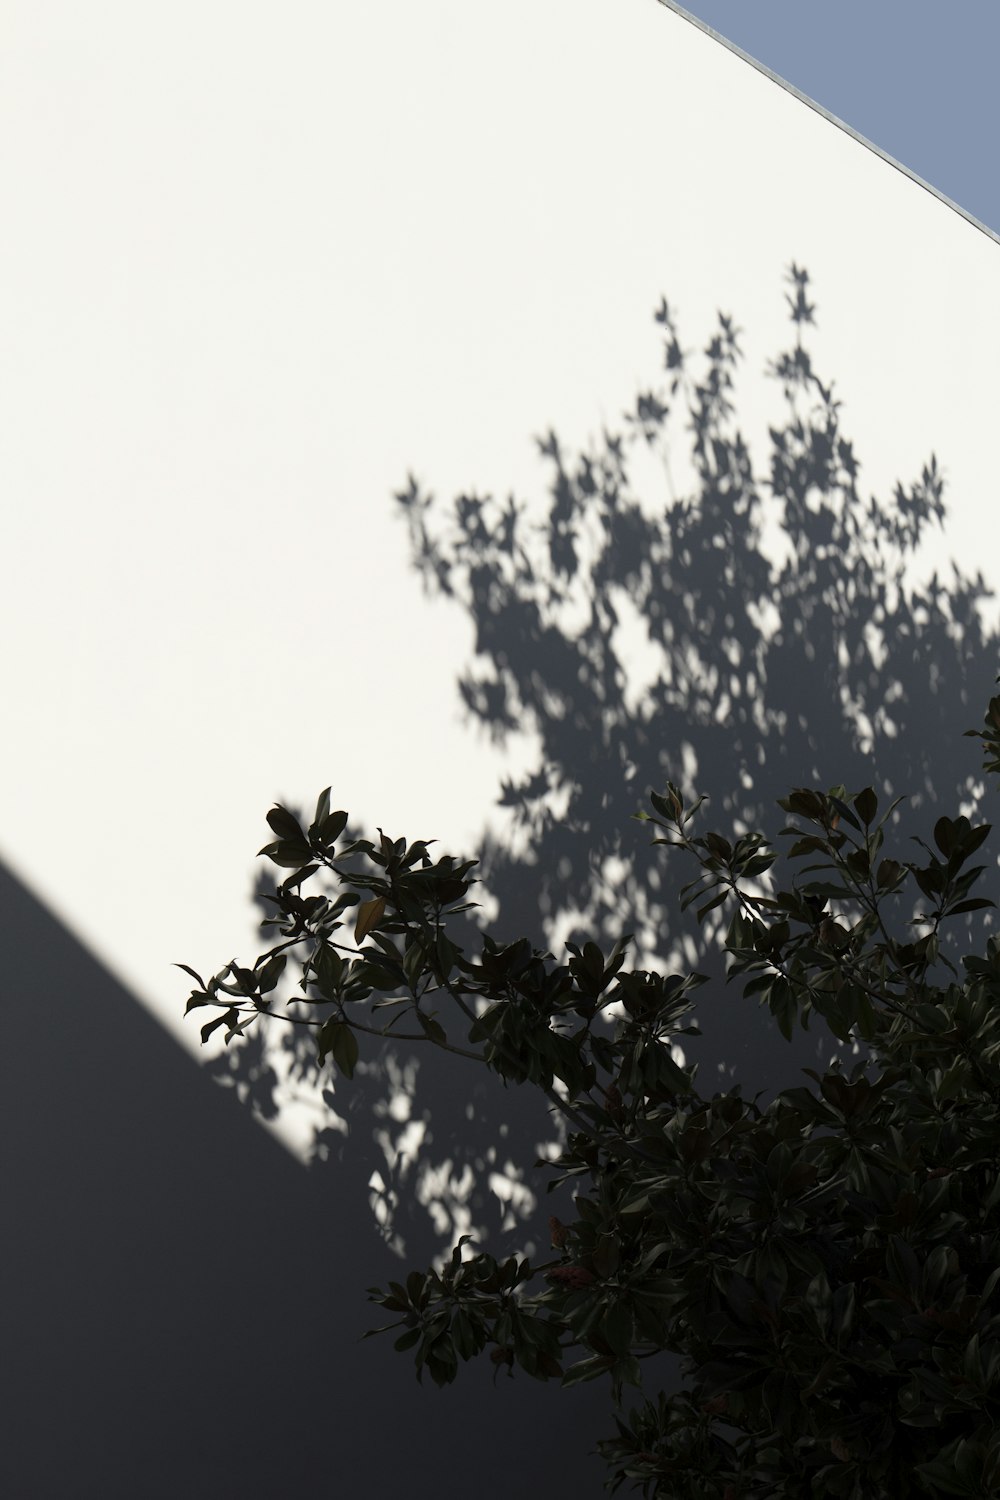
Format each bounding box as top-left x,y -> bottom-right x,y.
672,0 -> 1000,235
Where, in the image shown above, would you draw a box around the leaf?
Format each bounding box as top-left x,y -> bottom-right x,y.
313,944 -> 344,997
174,962 -> 207,987
602,1296 -> 632,1356
334,1025 -> 360,1079
351,958 -> 404,992
256,952 -> 287,994
258,838 -> 314,868
593,1232 -> 621,1278
313,787 -> 332,829
355,896 -> 386,943
782,835 -> 829,856
947,898 -> 995,916
266,804 -> 306,843
934,816 -> 957,857
779,789 -> 825,819
854,786 -> 878,826
958,821 -> 991,857
317,809 -> 349,845
650,788 -> 682,820
828,796 -> 861,832
317,1018 -> 360,1078
416,1011 -> 447,1045
696,889 -> 729,923
876,858 -> 906,889
561,1355 -> 615,1389
200,1012 -> 230,1044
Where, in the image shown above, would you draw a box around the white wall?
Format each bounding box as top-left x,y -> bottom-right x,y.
3,0 -> 997,1149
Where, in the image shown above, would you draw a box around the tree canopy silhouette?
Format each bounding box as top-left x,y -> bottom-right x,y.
183,677 -> 1000,1498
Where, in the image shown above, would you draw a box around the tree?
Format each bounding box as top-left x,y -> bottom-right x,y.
181,682 -> 1000,1498
204,266 -> 998,1256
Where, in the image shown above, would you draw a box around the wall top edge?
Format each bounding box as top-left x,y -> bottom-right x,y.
656,0 -> 1000,248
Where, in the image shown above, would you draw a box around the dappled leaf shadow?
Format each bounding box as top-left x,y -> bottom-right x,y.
203,856 -> 569,1272
394,264 -> 997,1103
209,265 -> 998,1271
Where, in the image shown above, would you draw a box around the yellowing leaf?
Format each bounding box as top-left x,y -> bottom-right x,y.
355,895 -> 386,944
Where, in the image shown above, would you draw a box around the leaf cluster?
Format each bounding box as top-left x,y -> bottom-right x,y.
181,686 -> 1000,1497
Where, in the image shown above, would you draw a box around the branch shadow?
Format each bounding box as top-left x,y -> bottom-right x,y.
393,262 -> 997,1103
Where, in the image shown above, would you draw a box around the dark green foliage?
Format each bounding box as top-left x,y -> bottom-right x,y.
182,684 -> 1000,1498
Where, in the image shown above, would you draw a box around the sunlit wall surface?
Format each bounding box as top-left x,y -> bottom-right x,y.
2,1 -> 998,1494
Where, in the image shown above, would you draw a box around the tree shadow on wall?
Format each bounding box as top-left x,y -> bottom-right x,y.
208,265 -> 999,1281
394,262 -> 998,1097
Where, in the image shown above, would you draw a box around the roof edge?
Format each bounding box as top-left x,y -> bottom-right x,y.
656,0 -> 1000,247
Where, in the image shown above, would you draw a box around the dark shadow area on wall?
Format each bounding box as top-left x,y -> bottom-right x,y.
0,862 -> 614,1499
